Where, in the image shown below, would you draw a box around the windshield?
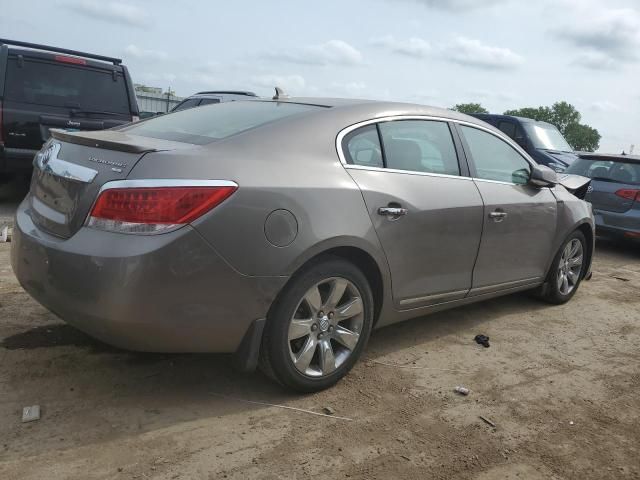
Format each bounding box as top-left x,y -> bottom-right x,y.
5,57 -> 131,114
123,101 -> 323,144
523,123 -> 573,152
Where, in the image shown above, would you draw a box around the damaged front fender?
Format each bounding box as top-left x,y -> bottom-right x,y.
556,173 -> 591,200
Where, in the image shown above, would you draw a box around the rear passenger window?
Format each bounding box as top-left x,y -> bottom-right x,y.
343,125 -> 383,168
460,125 -> 531,185
378,120 -> 460,175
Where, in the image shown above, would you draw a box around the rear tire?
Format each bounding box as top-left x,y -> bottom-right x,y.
259,256 -> 374,392
536,230 -> 587,304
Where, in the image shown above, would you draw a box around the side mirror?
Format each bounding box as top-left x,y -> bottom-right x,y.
529,164 -> 558,187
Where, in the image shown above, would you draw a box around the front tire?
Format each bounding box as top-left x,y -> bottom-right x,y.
259,256 -> 374,392
538,230 -> 587,304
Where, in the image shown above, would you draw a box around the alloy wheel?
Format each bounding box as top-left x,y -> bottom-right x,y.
287,277 -> 364,377
556,238 -> 583,295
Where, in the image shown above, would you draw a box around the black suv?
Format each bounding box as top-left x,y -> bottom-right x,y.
471,113 -> 578,172
0,39 -> 139,181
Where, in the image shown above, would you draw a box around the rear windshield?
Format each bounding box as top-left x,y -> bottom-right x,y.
566,159 -> 640,185
122,101 -> 322,144
4,57 -> 130,114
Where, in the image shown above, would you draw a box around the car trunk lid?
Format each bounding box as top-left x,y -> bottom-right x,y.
28,129 -> 189,238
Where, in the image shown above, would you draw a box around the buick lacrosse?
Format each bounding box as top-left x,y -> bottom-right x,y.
11,96 -> 594,391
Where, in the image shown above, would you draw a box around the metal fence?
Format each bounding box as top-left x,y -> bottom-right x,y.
136,92 -> 184,114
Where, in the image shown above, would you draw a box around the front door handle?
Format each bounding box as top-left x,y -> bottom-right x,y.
488,209 -> 508,221
378,207 -> 408,217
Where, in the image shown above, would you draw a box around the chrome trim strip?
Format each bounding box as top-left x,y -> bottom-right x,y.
44,157 -> 99,183
344,164 -> 473,181
399,289 -> 468,306
335,114 -> 536,185
96,179 -> 239,194
36,142 -> 98,183
468,277 -> 542,296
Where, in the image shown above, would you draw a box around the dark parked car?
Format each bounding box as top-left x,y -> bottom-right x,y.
565,153 -> 640,241
472,114 -> 577,172
12,98 -> 594,391
0,39 -> 139,182
171,91 -> 258,112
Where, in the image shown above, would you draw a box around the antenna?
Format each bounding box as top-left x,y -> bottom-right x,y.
273,86 -> 289,100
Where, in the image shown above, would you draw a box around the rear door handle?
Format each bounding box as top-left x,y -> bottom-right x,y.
488,210 -> 508,221
378,207 -> 408,217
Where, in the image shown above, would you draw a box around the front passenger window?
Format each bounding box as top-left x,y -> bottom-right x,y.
460,126 -> 531,185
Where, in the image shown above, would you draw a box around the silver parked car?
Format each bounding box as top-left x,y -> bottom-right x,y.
11,97 -> 594,391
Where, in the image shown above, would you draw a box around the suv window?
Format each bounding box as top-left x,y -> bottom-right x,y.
498,121 -> 516,140
124,100 -> 322,144
198,98 -> 221,106
379,120 -> 459,175
4,57 -> 130,114
172,98 -> 201,112
343,125 -> 383,168
460,126 -> 531,185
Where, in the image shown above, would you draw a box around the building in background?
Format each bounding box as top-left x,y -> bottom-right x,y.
134,84 -> 183,115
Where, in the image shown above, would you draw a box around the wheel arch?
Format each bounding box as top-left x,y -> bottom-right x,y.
545,220 -> 594,281
274,238 -> 391,327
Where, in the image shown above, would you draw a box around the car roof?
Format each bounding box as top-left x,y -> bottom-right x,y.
0,38 -> 122,66
578,153 -> 640,164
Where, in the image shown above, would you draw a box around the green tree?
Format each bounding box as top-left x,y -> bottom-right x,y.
451,103 -> 489,114
564,123 -> 601,152
504,101 -> 600,152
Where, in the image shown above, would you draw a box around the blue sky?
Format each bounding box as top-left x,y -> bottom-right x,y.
1,0 -> 639,152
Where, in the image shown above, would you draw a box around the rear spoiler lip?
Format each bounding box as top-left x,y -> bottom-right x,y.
51,128 -> 157,154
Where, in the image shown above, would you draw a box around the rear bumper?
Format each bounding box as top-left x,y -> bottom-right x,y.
594,208 -> 640,239
0,147 -> 38,173
10,199 -> 287,352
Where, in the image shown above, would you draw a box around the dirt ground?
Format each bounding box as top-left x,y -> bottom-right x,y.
1,218 -> 639,479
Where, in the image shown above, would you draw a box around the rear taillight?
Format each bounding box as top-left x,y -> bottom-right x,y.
87,181 -> 237,234
615,189 -> 640,202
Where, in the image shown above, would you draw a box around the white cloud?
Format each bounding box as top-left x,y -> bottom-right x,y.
441,37 -> 524,70
572,52 -> 617,70
370,35 -> 431,58
124,45 -> 167,60
250,74 -> 306,93
553,4 -> 640,65
265,40 -> 363,66
64,0 -> 147,27
590,101 -> 620,113
407,0 -> 509,11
